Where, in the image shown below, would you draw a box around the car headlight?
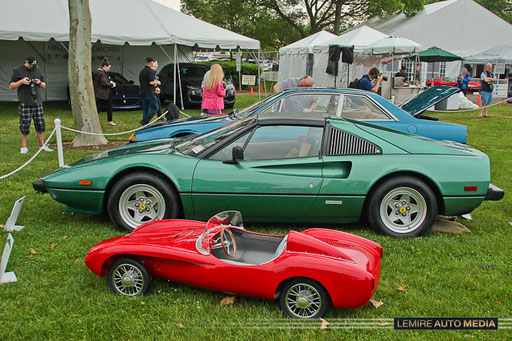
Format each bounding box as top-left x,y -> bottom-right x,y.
189,88 -> 201,96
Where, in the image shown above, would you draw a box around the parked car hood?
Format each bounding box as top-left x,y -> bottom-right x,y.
139,114 -> 231,132
400,86 -> 460,117
70,140 -> 176,167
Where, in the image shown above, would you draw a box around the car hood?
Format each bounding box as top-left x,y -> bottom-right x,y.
136,114 -> 232,135
114,83 -> 140,96
70,140 -> 176,166
400,86 -> 460,117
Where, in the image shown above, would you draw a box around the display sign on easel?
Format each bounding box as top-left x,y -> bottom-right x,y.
0,233 -> 17,283
5,197 -> 25,232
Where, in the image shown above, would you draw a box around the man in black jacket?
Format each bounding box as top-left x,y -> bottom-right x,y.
139,57 -> 161,125
9,56 -> 52,154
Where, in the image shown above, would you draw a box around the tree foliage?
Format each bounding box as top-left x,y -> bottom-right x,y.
182,0 -> 424,46
181,0 -> 301,50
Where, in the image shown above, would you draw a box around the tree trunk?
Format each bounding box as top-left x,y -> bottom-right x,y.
68,0 -> 107,146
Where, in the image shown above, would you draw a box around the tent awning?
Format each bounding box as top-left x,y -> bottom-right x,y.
364,36 -> 422,55
0,0 -> 260,49
464,44 -> 512,65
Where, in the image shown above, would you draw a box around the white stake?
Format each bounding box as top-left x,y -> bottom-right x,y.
5,197 -> 25,232
54,118 -> 65,167
0,234 -> 17,283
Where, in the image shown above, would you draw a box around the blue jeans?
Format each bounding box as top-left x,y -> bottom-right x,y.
141,95 -> 159,124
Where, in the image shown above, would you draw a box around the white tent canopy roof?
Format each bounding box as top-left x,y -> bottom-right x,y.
364,36 -> 422,55
0,0 -> 260,49
317,26 -> 388,51
280,30 -> 337,54
362,0 -> 512,57
464,45 -> 512,65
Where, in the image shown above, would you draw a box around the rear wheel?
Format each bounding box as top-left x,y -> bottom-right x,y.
107,173 -> 179,232
107,258 -> 150,296
279,278 -> 329,319
368,176 -> 437,237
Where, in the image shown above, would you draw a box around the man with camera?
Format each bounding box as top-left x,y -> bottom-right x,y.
359,67 -> 384,93
9,56 -> 52,154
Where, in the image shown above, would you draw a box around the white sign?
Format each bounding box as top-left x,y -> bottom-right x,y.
5,196 -> 25,232
494,84 -> 508,97
0,234 -> 17,283
241,75 -> 256,86
495,62 -> 505,75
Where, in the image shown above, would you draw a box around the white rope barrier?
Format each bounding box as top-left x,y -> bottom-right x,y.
0,127 -> 57,180
60,111 -> 169,136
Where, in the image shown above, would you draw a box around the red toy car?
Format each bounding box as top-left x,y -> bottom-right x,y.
85,211 -> 382,319
426,77 -> 480,92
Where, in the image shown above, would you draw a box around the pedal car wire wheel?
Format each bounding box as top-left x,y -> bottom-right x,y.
279,279 -> 329,319
107,172 -> 179,232
368,176 -> 437,238
107,258 -> 151,296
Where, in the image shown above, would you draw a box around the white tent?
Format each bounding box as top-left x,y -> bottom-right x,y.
360,0 -> 512,78
0,0 -> 260,101
363,36 -> 422,55
278,31 -> 337,83
310,26 -> 388,87
464,45 -> 512,65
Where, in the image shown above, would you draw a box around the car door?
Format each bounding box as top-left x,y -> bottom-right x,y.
191,124 -> 324,221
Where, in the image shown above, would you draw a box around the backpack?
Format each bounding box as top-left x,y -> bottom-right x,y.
348,78 -> 360,89
165,103 -> 180,121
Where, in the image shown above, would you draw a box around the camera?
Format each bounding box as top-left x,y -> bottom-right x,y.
379,74 -> 388,81
26,78 -> 37,96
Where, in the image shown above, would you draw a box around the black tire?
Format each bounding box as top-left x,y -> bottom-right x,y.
224,102 -> 234,109
107,172 -> 179,232
107,258 -> 151,296
367,176 -> 437,238
279,278 -> 329,319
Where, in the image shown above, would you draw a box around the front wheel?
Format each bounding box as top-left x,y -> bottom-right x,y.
279,278 -> 329,319
107,173 -> 180,232
367,176 -> 437,237
107,258 -> 151,296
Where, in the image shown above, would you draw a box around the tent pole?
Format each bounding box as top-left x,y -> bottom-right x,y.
258,48 -> 261,99
173,44 -> 177,106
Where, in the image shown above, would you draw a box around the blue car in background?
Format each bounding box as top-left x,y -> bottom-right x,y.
129,86 -> 467,143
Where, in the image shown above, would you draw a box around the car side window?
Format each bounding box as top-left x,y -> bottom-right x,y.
261,94 -> 340,117
341,95 -> 392,120
244,126 -> 322,160
209,133 -> 251,161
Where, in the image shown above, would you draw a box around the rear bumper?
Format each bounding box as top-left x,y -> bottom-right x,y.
485,184 -> 504,201
33,179 -> 47,193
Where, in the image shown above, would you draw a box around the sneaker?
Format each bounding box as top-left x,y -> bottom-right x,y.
108,121 -> 117,126
20,146 -> 28,154
40,145 -> 53,152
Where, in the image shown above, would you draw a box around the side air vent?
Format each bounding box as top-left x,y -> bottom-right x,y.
327,126 -> 382,155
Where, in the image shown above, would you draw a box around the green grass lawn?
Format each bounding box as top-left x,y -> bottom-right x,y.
0,96 -> 511,340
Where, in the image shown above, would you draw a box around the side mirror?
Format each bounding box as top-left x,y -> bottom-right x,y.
223,146 -> 244,165
129,80 -> 134,84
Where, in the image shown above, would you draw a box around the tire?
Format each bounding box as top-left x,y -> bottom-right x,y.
279,278 -> 329,319
107,172 -> 180,232
367,176 -> 437,238
107,258 -> 151,296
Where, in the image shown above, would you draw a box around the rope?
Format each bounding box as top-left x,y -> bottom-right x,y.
0,127 -> 57,180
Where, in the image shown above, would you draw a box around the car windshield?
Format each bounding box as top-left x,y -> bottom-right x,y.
174,116 -> 255,156
196,211 -> 243,255
233,92 -> 282,119
109,72 -> 129,84
180,65 -> 207,77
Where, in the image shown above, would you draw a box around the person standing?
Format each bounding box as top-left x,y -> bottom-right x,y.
479,63 -> 497,118
9,56 -> 53,154
201,64 -> 225,115
456,67 -> 471,96
93,57 -> 117,126
139,57 -> 161,125
359,67 -> 384,93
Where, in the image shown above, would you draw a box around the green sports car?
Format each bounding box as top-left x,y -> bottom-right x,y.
33,113 -> 504,237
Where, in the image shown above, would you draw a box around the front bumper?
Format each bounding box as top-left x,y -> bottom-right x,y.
33,179 -> 47,193
485,184 -> 505,201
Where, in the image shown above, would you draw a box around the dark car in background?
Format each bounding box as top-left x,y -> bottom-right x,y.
67,71 -> 141,110
108,72 -> 141,110
158,63 -> 235,108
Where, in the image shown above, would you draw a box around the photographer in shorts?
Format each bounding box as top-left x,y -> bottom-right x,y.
359,67 -> 384,93
9,56 -> 52,154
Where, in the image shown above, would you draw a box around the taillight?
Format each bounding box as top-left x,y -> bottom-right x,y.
129,134 -> 136,141
464,186 -> 477,191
